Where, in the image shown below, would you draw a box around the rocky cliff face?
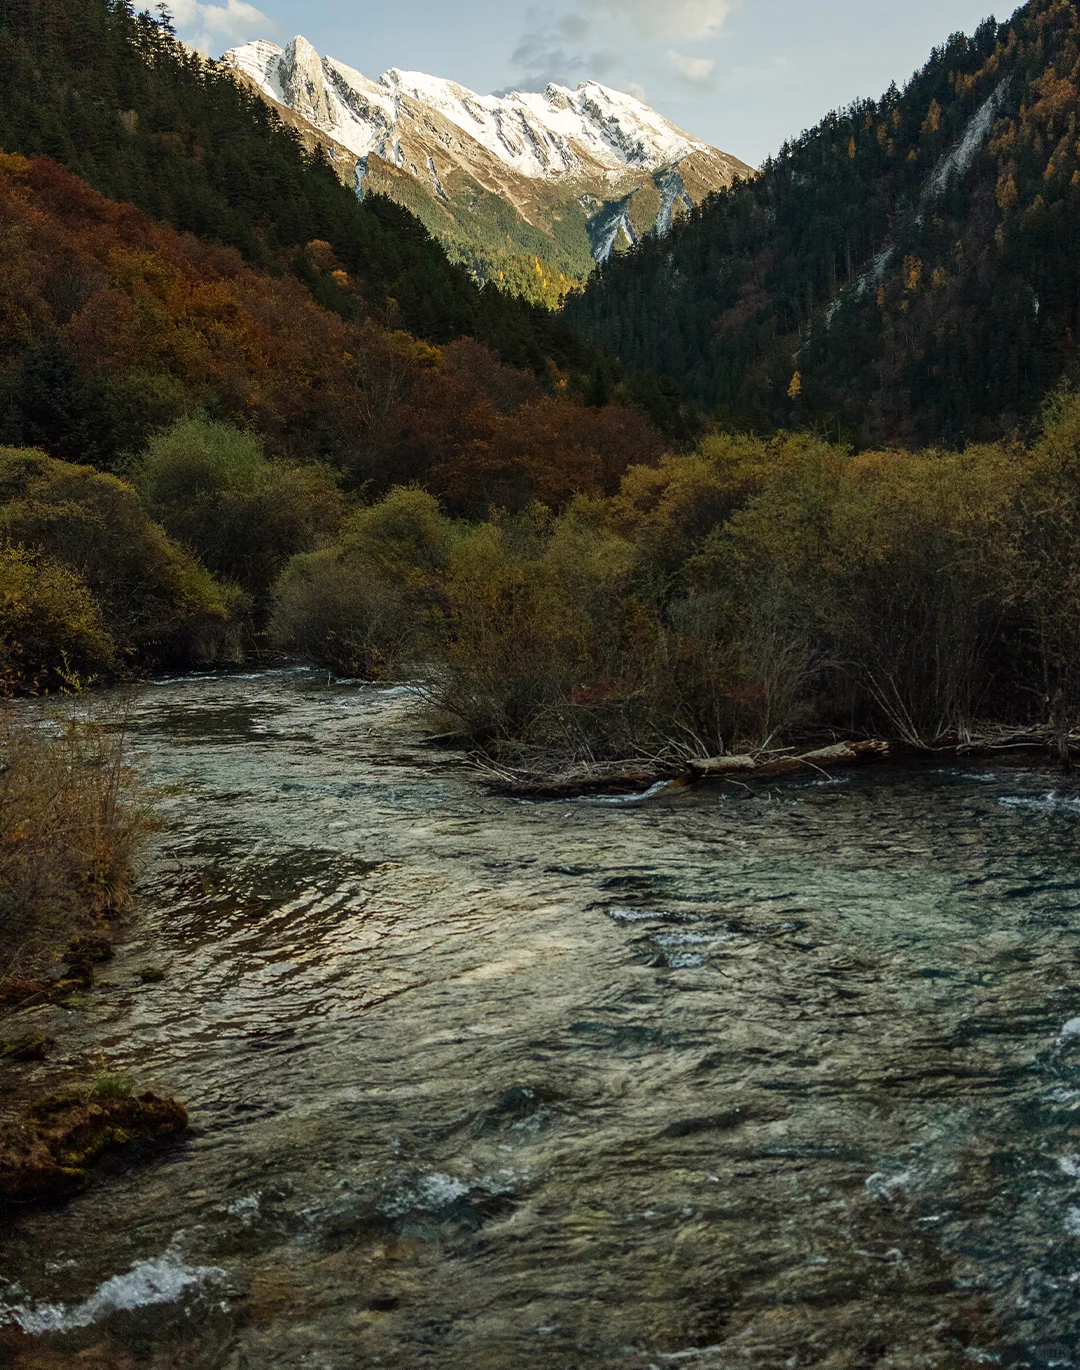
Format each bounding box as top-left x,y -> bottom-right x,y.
223,36 -> 753,305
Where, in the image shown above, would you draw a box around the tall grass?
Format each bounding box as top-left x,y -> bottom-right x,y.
0,705 -> 145,986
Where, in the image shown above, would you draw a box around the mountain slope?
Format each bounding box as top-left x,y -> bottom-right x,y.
224,36 -> 752,307
567,0 -> 1080,447
0,0 -> 597,375
0,150 -> 662,507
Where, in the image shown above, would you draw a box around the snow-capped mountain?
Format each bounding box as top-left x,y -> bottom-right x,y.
223,36 -> 753,304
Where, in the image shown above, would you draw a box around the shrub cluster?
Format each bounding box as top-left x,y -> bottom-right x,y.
0,444 -> 238,689
269,392 -> 1080,761
132,420 -> 346,602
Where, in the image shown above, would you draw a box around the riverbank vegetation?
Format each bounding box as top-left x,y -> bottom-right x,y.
0,143 -> 662,693
0,446 -> 239,685
271,390 -> 1080,766
9,390 -> 1080,769
0,706 -> 145,998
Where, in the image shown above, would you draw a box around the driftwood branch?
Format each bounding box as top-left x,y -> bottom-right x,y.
482,739 -> 890,799
695,739 -> 890,778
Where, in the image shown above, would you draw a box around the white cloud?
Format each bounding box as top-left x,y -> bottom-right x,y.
666,50 -> 717,88
508,1 -> 735,95
586,0 -> 736,42
511,10 -> 621,88
168,0 -> 271,54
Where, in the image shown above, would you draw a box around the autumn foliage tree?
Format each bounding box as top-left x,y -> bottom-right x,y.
0,153 -> 664,518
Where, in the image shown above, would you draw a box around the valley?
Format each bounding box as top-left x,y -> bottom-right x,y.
2,0 -> 1080,1364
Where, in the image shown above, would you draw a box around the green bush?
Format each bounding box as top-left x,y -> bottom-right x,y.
269,548 -> 413,678
0,446 -> 239,669
91,1073 -> 135,1099
270,487 -> 447,677
710,441 -> 1018,744
1009,390 -> 1080,750
133,420 -> 346,602
0,544 -> 115,692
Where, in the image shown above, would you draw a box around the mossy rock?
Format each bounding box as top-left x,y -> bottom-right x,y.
60,958 -> 97,988
0,974 -> 91,1007
0,1091 -> 188,1205
0,978 -> 50,1007
0,1033 -> 53,1063
68,934 -> 114,964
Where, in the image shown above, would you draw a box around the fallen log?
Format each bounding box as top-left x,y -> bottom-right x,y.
417,730 -> 474,749
688,739 -> 888,779
484,740 -> 890,799
685,754 -> 758,776
485,766 -> 672,799
753,739 -> 890,776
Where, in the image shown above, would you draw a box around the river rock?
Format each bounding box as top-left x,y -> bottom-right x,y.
0,1092 -> 188,1205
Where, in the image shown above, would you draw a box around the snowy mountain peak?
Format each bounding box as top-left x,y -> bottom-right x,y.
220,35 -> 752,298
224,37 -> 718,183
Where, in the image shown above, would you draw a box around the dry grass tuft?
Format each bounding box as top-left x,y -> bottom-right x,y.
0,705 -> 147,988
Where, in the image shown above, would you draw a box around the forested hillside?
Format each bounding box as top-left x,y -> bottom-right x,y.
0,0 -> 592,374
567,0 -> 1080,448
0,150 -> 664,686
0,153 -> 660,497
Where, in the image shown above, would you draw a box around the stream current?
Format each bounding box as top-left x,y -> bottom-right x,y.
2,669 -> 1080,1368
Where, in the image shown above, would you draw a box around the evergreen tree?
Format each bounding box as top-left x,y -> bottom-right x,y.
567,2 -> 1080,447
0,0 -> 595,375
15,336 -> 117,468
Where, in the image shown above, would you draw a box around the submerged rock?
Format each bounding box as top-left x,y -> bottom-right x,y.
0,929 -> 118,1009
0,972 -> 92,1008
68,934 -> 114,965
0,1033 -> 53,1063
0,1091 -> 188,1205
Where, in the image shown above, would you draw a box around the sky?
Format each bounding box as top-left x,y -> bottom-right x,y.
168,0 -> 1010,167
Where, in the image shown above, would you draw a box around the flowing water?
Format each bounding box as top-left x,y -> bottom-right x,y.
2,669 -> 1080,1369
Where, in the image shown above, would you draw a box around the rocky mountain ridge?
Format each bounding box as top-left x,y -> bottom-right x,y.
223,36 -> 752,305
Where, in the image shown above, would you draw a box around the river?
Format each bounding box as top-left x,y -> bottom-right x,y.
2,668 -> 1080,1368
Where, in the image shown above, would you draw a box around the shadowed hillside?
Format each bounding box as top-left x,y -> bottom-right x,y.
568,0 -> 1080,448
